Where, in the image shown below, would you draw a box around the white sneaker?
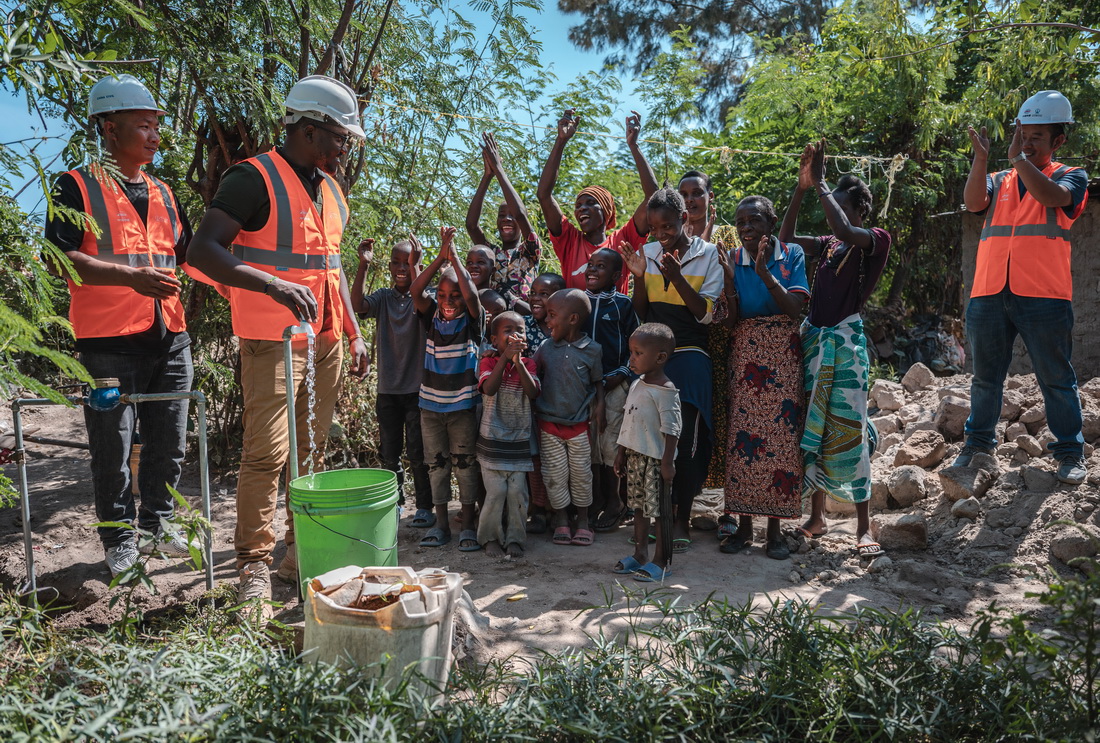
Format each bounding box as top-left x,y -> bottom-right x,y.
105,538 -> 139,577
274,542 -> 298,584
138,528 -> 196,559
237,561 -> 272,621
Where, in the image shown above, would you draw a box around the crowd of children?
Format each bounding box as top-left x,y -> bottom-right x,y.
354,113 -> 893,582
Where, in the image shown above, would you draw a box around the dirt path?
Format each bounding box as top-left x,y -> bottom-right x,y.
0,399 -> 1079,661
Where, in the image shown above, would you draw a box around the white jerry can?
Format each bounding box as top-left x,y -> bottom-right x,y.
303,565 -> 464,698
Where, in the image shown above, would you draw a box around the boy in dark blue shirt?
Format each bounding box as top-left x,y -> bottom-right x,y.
584,248 -> 638,532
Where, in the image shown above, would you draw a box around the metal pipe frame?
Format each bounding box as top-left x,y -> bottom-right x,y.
12,390 -> 214,599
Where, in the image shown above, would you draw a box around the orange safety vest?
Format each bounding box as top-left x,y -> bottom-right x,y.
226,151 -> 348,341
66,164 -> 186,339
973,161 -> 1087,300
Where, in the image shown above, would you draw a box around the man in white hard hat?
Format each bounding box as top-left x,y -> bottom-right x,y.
188,75 -> 369,616
957,90 -> 1089,484
45,74 -> 199,577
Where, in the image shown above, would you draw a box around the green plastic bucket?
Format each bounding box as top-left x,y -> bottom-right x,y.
288,469 -> 399,586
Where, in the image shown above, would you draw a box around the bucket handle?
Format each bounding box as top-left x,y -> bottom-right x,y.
301,507 -> 399,552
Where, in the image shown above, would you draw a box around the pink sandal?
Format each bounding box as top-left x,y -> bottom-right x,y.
571,528 -> 595,546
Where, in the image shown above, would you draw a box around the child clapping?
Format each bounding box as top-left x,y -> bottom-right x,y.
477,312 -> 540,557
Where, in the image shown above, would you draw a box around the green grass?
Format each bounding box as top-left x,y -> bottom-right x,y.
1,569 -> 1098,742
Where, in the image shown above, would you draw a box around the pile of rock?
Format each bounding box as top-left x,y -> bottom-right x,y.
830,363 -> 1100,571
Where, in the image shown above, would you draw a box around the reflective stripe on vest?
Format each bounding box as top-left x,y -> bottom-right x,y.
225,151 -> 347,341
66,165 -> 187,338
972,162 -> 1084,301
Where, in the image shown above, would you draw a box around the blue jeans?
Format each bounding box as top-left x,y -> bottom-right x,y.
964,291 -> 1083,459
81,345 -> 194,547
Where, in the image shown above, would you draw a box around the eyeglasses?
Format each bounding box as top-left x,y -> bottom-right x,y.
311,122 -> 357,150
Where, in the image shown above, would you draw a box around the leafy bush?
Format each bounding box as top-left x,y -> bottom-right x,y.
2,565 -> 1098,741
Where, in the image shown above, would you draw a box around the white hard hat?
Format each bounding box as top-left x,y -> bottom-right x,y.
283,75 -> 365,139
88,74 -> 166,120
1017,90 -> 1074,125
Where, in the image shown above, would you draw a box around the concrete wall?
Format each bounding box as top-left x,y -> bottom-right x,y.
961,190 -> 1100,381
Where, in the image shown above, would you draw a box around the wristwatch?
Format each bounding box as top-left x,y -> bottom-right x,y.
1009,152 -> 1028,164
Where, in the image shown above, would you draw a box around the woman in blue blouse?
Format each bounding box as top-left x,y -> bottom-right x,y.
715,196 -> 809,560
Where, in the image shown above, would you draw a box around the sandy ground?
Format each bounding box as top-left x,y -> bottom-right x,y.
0,402 -> 1068,662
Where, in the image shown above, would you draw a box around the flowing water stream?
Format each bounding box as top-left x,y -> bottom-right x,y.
304,334 -> 318,478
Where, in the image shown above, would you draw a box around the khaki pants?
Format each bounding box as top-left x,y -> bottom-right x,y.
235,335 -> 343,568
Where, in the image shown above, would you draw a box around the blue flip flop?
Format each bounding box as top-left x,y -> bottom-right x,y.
633,562 -> 671,583
613,555 -> 644,574
458,529 -> 481,552
419,527 -> 450,547
410,509 -> 436,528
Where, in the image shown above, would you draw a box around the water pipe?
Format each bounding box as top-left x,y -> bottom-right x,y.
282,322 -> 316,483
12,382 -> 215,598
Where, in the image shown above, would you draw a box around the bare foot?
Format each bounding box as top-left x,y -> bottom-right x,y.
505,542 -> 524,559
798,518 -> 828,538
484,541 -> 504,558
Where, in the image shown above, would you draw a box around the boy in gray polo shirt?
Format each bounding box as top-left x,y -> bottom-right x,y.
534,288 -> 604,547
352,238 -> 433,527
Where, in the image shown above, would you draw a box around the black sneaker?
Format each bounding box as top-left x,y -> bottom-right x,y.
952,444 -> 993,468
1056,456 -> 1087,486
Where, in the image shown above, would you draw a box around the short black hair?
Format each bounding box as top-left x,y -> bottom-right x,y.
1049,123 -> 1066,139
490,309 -> 524,335
534,272 -> 566,292
468,245 -> 497,268
549,288 -> 591,322
736,195 -> 777,224
632,322 -> 675,356
479,287 -> 506,308
679,170 -> 712,192
647,187 -> 686,215
591,248 -> 623,277
835,175 -> 873,219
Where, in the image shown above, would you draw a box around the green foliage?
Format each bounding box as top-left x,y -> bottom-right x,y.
3,565 -> 1100,739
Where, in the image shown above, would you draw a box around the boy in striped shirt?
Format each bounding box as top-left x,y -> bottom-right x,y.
411,226 -> 486,549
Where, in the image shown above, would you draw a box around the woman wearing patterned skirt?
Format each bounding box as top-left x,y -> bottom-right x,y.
780,139 -> 892,558
715,196 -> 809,560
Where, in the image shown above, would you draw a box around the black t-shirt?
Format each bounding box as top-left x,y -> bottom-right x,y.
46,171 -> 193,355
209,147 -> 325,231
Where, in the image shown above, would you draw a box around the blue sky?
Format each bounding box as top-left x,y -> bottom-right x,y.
2,2 -> 643,216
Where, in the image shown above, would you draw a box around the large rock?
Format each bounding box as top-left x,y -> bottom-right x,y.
1080,377 -> 1100,402
1015,434 -> 1044,457
871,413 -> 900,436
937,385 -> 970,401
904,420 -> 938,438
886,465 -> 928,507
871,513 -> 929,550
1022,466 -> 1058,493
934,396 -> 970,439
894,430 -> 948,469
939,464 -> 999,502
1081,399 -> 1100,443
901,362 -> 935,392
870,478 -> 891,511
1050,526 -> 1099,567
951,497 -> 982,520
1019,403 -> 1046,425
897,403 -> 925,426
871,379 -> 906,411
1000,389 -> 1025,420
1004,421 -> 1027,441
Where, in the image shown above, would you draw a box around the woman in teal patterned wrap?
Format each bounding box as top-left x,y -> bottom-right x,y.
779,139 -> 893,558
